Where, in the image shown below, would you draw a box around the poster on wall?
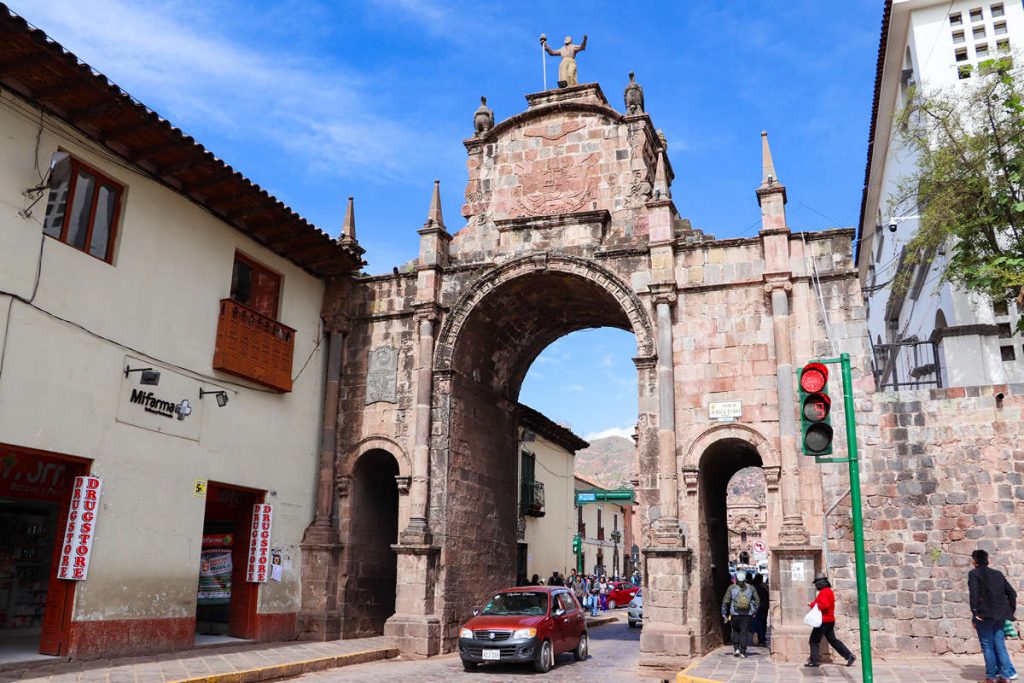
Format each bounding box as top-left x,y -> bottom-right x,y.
246,504 -> 273,583
57,476 -> 103,581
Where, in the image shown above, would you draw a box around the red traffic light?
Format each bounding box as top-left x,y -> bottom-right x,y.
800,363 -> 828,393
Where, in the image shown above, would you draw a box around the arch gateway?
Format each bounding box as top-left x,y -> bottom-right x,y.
299,81 -> 870,669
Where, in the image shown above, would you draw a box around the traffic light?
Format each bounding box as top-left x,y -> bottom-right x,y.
572,535 -> 581,554
799,362 -> 833,455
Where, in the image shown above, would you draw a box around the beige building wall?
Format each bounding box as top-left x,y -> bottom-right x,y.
518,431 -> 575,581
0,90 -> 328,651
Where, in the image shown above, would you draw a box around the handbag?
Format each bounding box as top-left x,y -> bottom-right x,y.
804,605 -> 823,628
1005,620 -> 1019,638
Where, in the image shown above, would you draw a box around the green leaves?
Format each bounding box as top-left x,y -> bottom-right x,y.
892,64 -> 1024,306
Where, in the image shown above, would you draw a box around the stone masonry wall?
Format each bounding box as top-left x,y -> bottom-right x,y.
824,384 -> 1024,657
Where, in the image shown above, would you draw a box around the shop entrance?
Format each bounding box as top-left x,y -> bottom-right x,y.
0,444 -> 87,662
196,482 -> 262,644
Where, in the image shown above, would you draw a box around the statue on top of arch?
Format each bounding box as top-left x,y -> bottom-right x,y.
541,33 -> 588,87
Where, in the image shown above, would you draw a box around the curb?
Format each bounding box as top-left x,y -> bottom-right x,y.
165,646 -> 400,683
676,657 -> 723,683
584,616 -> 617,628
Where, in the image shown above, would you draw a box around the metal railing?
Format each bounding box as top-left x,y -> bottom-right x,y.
871,339 -> 942,391
520,480 -> 545,517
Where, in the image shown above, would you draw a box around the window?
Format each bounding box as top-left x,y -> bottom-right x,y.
1002,345 -> 1016,361
994,21 -> 1007,35
999,323 -> 1013,339
42,154 -> 123,263
953,30 -> 966,44
994,300 -> 1009,316
230,252 -> 281,320
992,3 -> 1004,18
970,8 -> 983,22
976,43 -> 990,58
959,64 -> 974,79
956,47 -> 969,62
997,38 -> 1011,52
578,504 -> 585,536
974,25 -> 987,39
741,531 -> 748,544
597,509 -> 604,541
950,12 -> 963,26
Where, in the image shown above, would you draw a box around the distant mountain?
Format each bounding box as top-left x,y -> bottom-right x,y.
728,466 -> 766,504
575,436 -> 634,489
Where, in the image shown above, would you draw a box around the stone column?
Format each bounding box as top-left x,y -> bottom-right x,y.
765,280 -> 809,545
653,291 -> 680,530
299,324 -> 346,640
402,306 -> 438,543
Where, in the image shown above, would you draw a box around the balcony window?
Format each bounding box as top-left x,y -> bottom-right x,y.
231,252 -> 281,320
520,452 -> 545,517
214,253 -> 293,392
43,154 -> 123,263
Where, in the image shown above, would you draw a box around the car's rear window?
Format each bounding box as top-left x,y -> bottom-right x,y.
481,591 -> 548,616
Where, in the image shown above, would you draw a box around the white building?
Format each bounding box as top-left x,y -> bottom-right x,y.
0,8 -> 361,661
515,406 -> 587,586
857,0 -> 1024,388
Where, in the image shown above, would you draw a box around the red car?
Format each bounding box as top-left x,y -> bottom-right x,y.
458,586 -> 588,673
606,581 -> 639,609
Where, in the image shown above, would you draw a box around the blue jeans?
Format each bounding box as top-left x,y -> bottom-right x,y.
976,619 -> 1013,680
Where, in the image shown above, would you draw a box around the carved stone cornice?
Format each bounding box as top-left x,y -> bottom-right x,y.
395,476 -> 411,495
335,475 -> 351,498
413,302 -> 442,325
648,282 -> 677,307
322,314 -> 351,334
762,276 -> 792,294
632,355 -> 658,370
681,467 -> 699,497
763,465 -> 781,491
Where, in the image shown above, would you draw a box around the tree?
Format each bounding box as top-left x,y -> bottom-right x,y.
892,56 -> 1024,321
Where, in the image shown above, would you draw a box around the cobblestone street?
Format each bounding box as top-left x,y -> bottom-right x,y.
289,616 -> 668,683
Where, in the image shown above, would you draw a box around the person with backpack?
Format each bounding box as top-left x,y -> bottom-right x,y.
968,549 -> 1018,683
721,570 -> 760,657
751,572 -> 770,646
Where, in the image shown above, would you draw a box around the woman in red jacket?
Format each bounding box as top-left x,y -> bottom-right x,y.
805,572 -> 856,668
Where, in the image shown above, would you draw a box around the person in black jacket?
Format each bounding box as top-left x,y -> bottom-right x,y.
968,549 -> 1017,683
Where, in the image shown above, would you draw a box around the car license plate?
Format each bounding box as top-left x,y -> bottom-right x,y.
482,648 -> 500,661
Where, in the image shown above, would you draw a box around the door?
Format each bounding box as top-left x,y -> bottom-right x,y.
553,592 -> 578,653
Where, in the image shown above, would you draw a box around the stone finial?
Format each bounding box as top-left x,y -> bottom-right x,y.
624,71 -> 644,115
653,150 -> 671,201
657,129 -> 668,151
341,196 -> 356,243
473,96 -> 494,137
760,130 -> 778,186
425,179 -> 445,229
757,130 -> 787,206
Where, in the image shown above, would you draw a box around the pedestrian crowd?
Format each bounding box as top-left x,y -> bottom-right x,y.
717,547 -> 1018,683
522,569 -> 642,617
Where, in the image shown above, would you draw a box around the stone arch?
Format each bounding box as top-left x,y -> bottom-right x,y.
684,423 -> 779,471
476,102 -> 625,144
434,252 -> 655,374
340,436 -> 411,479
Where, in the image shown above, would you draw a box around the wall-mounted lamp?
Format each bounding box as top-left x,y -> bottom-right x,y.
200,389 -> 229,408
125,365 -> 161,386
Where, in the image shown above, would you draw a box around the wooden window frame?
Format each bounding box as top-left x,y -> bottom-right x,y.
231,250 -> 283,321
46,155 -> 124,264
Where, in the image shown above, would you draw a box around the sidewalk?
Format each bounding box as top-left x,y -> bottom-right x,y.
680,645 -> 989,683
0,637 -> 397,683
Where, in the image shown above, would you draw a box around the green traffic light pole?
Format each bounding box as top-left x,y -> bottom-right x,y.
812,352 -> 872,683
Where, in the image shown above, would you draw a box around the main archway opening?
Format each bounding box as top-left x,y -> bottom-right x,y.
697,439 -> 764,648
342,448 -> 399,637
436,263 -> 651,642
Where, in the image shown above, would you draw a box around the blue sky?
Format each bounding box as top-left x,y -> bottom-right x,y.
10,0 -> 883,439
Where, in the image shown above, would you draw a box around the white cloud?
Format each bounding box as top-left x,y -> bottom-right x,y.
568,384 -> 584,393
584,426 -> 634,441
10,0 -> 439,183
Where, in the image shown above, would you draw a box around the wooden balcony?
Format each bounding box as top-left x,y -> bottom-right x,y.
213,298 -> 295,392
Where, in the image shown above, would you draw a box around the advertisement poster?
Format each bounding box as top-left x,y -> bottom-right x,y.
197,550 -> 232,604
